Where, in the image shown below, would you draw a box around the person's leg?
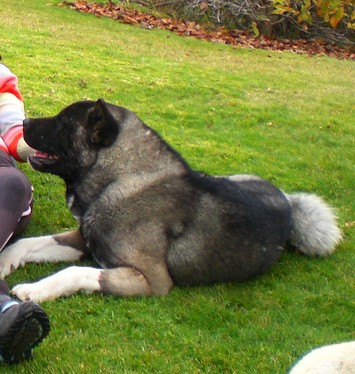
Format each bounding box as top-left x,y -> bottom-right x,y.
0,280 -> 50,364
0,150 -> 33,252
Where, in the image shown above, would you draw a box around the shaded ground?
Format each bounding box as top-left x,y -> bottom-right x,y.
62,1 -> 354,59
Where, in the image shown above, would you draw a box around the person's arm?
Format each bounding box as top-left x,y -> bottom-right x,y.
0,64 -> 34,162
2,124 -> 34,162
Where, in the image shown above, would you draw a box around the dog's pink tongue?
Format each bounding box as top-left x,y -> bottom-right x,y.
34,151 -> 49,159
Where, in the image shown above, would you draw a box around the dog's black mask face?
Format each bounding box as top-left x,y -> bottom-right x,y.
24,99 -> 121,181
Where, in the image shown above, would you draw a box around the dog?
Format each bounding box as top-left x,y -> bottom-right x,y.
0,99 -> 342,302
289,341 -> 355,374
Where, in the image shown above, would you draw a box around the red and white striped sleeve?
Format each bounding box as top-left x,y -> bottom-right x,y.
0,64 -> 33,162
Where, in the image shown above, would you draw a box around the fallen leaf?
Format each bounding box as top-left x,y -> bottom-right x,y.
60,1 -> 355,60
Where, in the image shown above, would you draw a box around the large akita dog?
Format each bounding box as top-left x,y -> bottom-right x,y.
0,99 -> 341,302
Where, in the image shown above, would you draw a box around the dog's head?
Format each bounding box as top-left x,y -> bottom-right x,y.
24,99 -> 125,181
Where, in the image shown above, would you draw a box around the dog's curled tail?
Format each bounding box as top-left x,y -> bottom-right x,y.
285,193 -> 342,256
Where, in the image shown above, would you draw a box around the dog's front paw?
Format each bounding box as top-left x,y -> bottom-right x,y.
12,283 -> 50,303
0,248 -> 21,279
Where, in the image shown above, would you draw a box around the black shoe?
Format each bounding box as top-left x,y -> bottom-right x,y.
0,301 -> 50,364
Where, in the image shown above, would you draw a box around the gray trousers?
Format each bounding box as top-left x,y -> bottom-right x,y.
0,150 -> 32,252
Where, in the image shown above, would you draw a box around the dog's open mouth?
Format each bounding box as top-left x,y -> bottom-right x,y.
29,151 -> 60,170
34,151 -> 60,160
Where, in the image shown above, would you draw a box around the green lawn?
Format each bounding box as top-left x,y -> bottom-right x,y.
1,0 -> 354,372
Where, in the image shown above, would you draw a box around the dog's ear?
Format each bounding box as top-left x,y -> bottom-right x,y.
89,99 -> 119,147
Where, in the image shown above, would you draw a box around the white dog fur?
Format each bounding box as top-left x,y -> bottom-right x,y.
289,341 -> 355,374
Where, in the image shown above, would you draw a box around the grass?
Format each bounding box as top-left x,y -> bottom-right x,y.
0,0 -> 354,372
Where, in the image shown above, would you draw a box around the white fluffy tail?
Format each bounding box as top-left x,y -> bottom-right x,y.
286,193 -> 342,256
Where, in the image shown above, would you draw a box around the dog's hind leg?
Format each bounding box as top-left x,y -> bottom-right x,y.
11,265 -> 154,302
99,266 -> 171,297
12,266 -> 102,302
0,230 -> 86,279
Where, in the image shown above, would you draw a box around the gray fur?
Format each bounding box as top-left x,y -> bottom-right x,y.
0,99 -> 342,301
285,193 -> 342,256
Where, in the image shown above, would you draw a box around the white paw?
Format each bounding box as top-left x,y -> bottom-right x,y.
12,283 -> 51,303
0,246 -> 22,279
12,266 -> 102,302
